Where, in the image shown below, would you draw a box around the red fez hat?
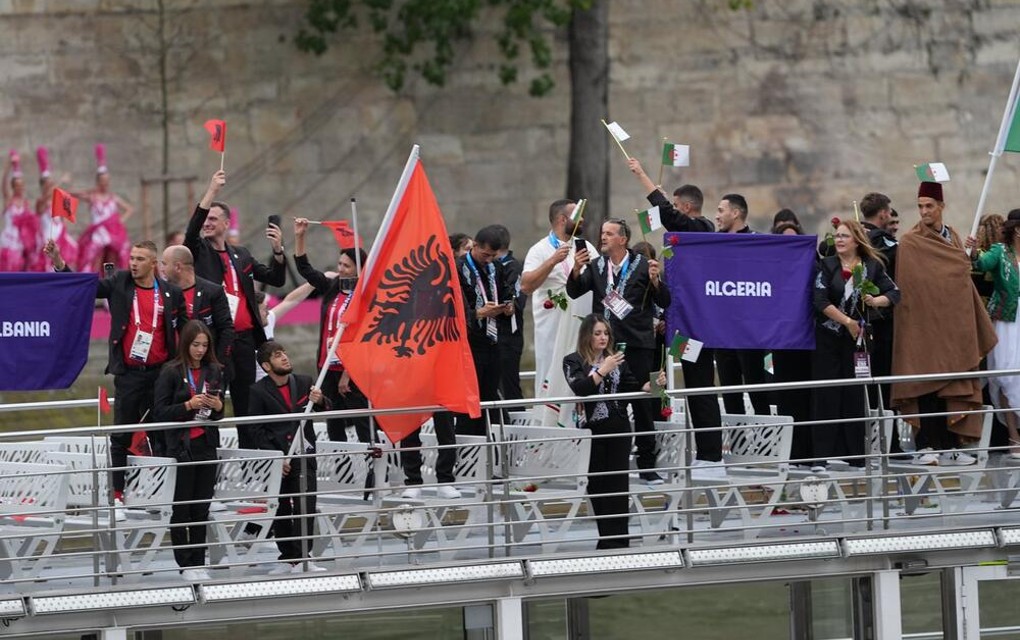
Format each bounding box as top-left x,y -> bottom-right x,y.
918,181 -> 943,201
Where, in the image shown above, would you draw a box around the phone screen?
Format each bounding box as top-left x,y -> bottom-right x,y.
267,214 -> 281,228
616,342 -> 627,353
573,237 -> 586,253
103,263 -> 115,279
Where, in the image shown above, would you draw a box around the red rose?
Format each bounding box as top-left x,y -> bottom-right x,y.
523,483 -> 538,492
668,235 -> 680,246
661,407 -> 673,418
543,299 -> 555,309
830,216 -> 840,228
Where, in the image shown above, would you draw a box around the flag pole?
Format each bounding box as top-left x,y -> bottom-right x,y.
219,150 -> 225,172
970,55 -> 1020,255
601,119 -> 631,160
853,200 -> 861,222
657,137 -> 668,188
567,198 -> 587,240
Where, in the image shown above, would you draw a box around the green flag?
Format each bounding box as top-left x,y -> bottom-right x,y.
668,332 -> 684,358
1006,103 -> 1020,153
637,206 -> 662,234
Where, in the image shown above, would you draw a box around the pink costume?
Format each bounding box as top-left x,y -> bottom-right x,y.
0,198 -> 39,272
76,144 -> 129,272
28,147 -> 78,272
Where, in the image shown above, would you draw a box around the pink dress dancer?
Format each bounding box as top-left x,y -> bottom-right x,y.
0,151 -> 40,272
32,147 -> 77,271
76,143 -> 132,273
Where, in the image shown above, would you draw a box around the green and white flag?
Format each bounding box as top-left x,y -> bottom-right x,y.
605,121 -> 630,142
914,162 -> 950,183
1005,98 -> 1020,153
637,206 -> 662,234
668,332 -> 703,363
661,142 -> 690,167
570,198 -> 587,223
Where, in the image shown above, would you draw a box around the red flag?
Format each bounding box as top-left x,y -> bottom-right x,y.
321,220 -> 362,250
98,387 -> 111,414
204,119 -> 226,152
51,187 -> 78,224
339,151 -> 480,443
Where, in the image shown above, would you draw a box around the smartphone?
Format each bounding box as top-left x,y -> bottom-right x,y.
573,237 -> 586,253
103,263 -> 115,279
267,214 -> 281,229
338,277 -> 357,291
616,342 -> 627,353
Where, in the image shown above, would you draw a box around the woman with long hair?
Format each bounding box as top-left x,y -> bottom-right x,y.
810,219 -> 899,471
153,320 -> 225,582
563,314 -> 663,550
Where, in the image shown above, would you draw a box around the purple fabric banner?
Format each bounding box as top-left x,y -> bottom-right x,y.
663,233 -> 816,350
0,273 -> 97,390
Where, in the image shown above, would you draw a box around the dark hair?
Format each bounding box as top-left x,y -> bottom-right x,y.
449,233 -> 471,253
474,225 -> 504,250
604,218 -> 631,243
1003,209 -> 1020,246
576,314 -> 614,365
889,208 -> 899,219
172,319 -> 219,369
772,222 -> 803,235
771,208 -> 800,229
257,340 -> 285,366
340,247 -> 367,270
860,193 -> 891,220
548,199 -> 576,225
133,240 -> 158,254
254,291 -> 267,305
209,201 -> 230,217
673,184 -> 704,211
721,194 -> 748,219
631,241 -> 656,260
491,224 -> 511,251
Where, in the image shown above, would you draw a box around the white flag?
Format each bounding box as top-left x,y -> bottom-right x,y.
605,121 -> 630,142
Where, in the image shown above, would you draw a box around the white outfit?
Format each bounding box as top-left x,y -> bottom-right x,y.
988,319 -> 1020,417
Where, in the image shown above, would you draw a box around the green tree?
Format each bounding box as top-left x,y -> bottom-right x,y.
295,0 -> 610,234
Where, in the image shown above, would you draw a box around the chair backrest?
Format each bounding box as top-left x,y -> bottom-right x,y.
420,434 -> 488,490
217,428 -> 239,450
124,456 -> 178,510
44,436 -> 109,456
492,425 -> 591,489
0,442 -> 62,465
43,451 -> 107,508
867,409 -> 896,456
0,462 -> 69,522
973,405 -> 994,468
316,441 -> 372,499
214,448 -> 284,505
507,411 -> 534,426
653,421 -> 687,479
720,414 -> 793,468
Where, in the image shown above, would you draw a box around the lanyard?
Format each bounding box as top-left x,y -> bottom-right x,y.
605,255 -> 631,292
548,231 -> 561,249
186,367 -> 204,396
221,252 -> 240,294
327,290 -> 354,336
465,253 -> 497,304
132,280 -> 160,331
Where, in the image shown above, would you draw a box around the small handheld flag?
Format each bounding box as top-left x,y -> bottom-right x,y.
914,162 -> 950,183
51,187 -> 79,223
668,332 -> 703,363
99,387 -> 111,414
637,206 -> 662,234
661,142 -> 690,167
601,119 -> 631,160
321,220 -> 362,250
204,119 -> 226,152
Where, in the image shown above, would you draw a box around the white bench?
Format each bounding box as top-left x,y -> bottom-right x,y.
312,441 -> 378,566
0,461 -> 70,580
207,448 -> 284,568
44,436 -> 109,456
0,441 -> 62,464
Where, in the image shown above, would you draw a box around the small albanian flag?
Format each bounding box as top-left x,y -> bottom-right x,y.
321,220 -> 362,250
204,119 -> 226,152
99,386 -> 111,414
51,187 -> 79,223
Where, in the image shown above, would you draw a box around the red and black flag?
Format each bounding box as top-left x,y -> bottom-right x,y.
204,119 -> 226,153
321,219 -> 362,250
339,146 -> 480,443
51,187 -> 78,223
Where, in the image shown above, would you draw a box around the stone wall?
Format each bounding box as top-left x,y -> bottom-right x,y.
2,0 -> 1019,410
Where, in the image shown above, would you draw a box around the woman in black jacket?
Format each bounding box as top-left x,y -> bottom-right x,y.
811,219 -> 899,472
563,314 -> 662,550
153,319 -> 225,581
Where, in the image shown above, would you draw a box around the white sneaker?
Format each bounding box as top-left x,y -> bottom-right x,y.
112,498 -> 127,522
267,562 -> 294,576
292,561 -> 328,574
401,487 -> 422,499
181,568 -> 212,582
940,450 -> 977,466
437,485 -> 462,499
209,501 -> 227,513
911,448 -> 939,466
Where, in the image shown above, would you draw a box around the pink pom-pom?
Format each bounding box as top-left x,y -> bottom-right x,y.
94,143 -> 108,173
9,150 -> 21,177
36,147 -> 50,176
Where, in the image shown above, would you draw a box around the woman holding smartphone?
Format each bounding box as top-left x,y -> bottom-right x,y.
563,314 -> 663,550
153,320 -> 225,582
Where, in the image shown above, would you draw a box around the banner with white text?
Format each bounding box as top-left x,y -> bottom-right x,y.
663,232 -> 816,350
0,273 -> 97,390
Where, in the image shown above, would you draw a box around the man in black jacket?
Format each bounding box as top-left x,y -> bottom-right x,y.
568,218 -> 671,482
628,158 -> 723,469
248,341 -> 329,574
860,192 -> 898,410
185,170 -> 286,430
46,239 -> 187,500
161,245 -> 235,365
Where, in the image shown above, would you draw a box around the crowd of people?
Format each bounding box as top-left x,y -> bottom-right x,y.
7,144 -> 1020,558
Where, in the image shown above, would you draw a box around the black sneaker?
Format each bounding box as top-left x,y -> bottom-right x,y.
639,471 -> 664,485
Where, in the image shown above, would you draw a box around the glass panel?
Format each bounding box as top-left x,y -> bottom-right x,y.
810,578 -> 854,639
979,578 -> 1020,638
900,572 -> 942,636
526,598 -> 568,640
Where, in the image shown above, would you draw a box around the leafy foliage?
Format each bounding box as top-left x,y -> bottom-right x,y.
295,0 -> 591,96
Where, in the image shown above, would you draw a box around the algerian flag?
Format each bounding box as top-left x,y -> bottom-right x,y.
571,198 -> 587,224
637,206 -> 662,234
662,142 -> 690,167
914,162 -> 950,183
605,121 -> 630,142
764,352 -> 774,375
1005,99 -> 1020,153
668,332 -> 703,363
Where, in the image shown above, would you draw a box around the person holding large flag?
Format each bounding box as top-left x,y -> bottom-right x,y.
521,199 -> 598,426
47,238 -> 187,501
569,218 -> 671,483
892,181 -> 996,465
186,170 -> 286,434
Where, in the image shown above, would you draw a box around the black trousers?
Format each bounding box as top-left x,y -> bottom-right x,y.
810,329 -> 866,466
624,347 -> 659,470
170,436 -> 218,569
112,367 -> 161,493
323,369 -> 371,443
773,349 -> 814,463
456,340 -> 502,436
273,456 -> 318,561
498,339 -> 524,412
401,412 -> 457,485
588,420 -> 632,549
715,348 -> 771,415
680,348 -> 722,462
916,393 -> 954,451
229,330 -> 257,448
869,319 -> 894,410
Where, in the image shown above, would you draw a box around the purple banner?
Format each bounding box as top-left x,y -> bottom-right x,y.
663,233 -> 816,350
0,273 -> 97,390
